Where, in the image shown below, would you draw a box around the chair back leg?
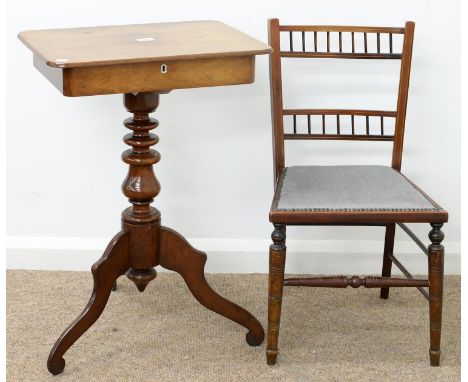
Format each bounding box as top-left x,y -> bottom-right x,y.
267,223 -> 286,365
380,223 -> 396,299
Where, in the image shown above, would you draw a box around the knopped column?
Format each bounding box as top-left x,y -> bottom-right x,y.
122,92 -> 161,291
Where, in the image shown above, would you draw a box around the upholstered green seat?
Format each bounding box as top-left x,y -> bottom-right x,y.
274,165 -> 439,212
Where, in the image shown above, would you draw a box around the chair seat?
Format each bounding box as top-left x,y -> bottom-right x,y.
270,166 -> 447,224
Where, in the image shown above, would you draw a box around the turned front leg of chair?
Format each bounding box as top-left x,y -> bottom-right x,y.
428,223 -> 444,366
266,223 -> 286,365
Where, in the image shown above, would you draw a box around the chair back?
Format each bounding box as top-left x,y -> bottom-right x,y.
268,19 -> 415,182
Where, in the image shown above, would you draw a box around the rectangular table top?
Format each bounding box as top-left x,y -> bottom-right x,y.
18,21 -> 271,68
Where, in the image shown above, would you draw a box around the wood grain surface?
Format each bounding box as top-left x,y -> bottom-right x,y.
19,21 -> 271,68
20,21 -> 270,96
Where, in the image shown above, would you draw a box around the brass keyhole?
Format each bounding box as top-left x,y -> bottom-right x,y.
161,64 -> 168,74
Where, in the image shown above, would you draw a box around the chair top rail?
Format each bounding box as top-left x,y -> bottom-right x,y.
279,25 -> 405,34
283,109 -> 397,117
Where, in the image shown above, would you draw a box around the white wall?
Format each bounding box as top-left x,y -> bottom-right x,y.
6,0 -> 460,273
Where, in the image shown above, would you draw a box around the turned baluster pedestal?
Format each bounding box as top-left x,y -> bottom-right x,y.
18,21 -> 271,375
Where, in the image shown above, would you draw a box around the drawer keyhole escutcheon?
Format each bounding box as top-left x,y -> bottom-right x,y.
161,64 -> 168,74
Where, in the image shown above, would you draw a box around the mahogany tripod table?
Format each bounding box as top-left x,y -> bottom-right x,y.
19,21 -> 271,375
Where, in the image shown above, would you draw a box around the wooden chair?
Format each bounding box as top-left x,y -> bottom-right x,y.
266,19 -> 448,366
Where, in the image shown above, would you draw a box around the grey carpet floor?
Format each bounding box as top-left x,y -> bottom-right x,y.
6,271 -> 460,381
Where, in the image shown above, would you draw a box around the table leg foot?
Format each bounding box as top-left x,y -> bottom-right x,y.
246,331 -> 263,346
48,356 -> 65,376
159,226 -> 265,346
47,231 -> 130,375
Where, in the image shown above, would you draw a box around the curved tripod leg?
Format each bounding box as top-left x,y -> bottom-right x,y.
47,231 -> 130,375
159,226 -> 264,346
